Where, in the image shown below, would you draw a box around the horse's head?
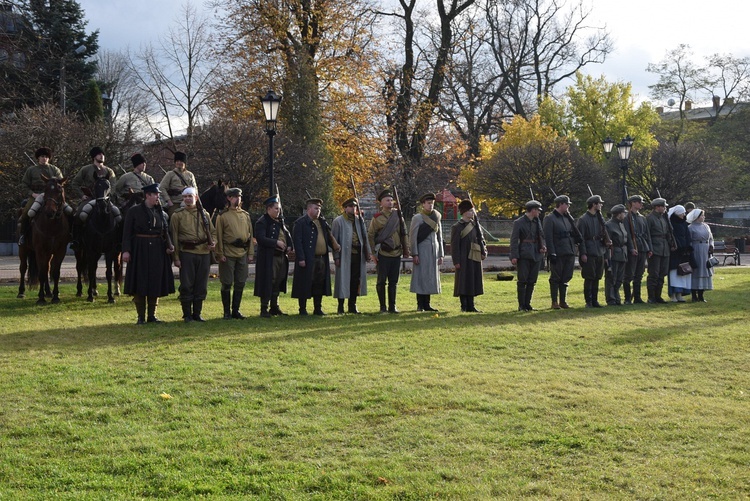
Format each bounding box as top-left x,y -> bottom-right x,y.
200,180 -> 228,214
42,177 -> 66,218
94,177 -> 112,201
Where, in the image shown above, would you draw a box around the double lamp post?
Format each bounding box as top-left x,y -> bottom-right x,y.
602,135 -> 634,205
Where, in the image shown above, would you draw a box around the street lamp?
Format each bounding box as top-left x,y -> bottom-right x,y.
602,135 -> 634,204
260,89 -> 282,197
60,44 -> 87,112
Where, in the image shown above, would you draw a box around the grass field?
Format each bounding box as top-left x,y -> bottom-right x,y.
1,268 -> 749,499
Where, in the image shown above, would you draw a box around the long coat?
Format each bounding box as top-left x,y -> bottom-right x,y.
605,218 -> 632,262
253,213 -> 291,298
332,214 -> 370,298
450,219 -> 485,297
409,211 -> 444,294
543,209 -> 579,257
291,214 -> 333,299
122,203 -> 175,297
647,211 -> 673,257
510,214 -> 544,262
689,221 -> 714,289
669,215 -> 694,270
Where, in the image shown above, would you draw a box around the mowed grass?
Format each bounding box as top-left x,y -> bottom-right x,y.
0,268 -> 749,499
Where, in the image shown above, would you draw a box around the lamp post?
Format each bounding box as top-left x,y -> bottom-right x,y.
260,89 -> 282,197
602,135 -> 634,205
60,44 -> 87,113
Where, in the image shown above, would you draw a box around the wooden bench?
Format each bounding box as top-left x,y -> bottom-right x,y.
713,241 -> 741,266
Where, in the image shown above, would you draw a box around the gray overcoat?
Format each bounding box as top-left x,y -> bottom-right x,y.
409,211 -> 444,294
332,214 -> 370,298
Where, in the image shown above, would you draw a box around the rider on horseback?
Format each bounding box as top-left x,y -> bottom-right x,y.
114,153 -> 155,206
70,147 -> 120,249
17,147 -> 73,246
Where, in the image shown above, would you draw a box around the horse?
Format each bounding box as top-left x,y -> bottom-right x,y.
200,180 -> 228,222
32,176 -> 71,305
77,177 -> 122,303
16,205 -> 44,299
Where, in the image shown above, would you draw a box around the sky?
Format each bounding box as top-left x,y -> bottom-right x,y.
77,0 -> 750,106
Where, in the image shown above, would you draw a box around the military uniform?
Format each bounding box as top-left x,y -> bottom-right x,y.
17,150 -> 67,246
646,198 -> 674,303
577,196 -> 610,307
510,201 -> 546,311
623,195 -> 651,304
70,148 -> 119,247
409,193 -> 443,312
170,198 -> 216,321
292,200 -> 334,315
159,152 -> 197,217
543,196 -> 580,309
604,205 -> 633,305
71,163 -> 117,201
332,198 -> 370,314
215,189 -> 253,319
254,201 -> 292,316
451,200 -> 486,312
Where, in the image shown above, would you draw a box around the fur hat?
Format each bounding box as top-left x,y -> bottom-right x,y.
130,153 -> 146,167
35,147 -> 52,159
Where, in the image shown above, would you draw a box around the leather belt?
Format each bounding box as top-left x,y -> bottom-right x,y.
136,234 -> 160,238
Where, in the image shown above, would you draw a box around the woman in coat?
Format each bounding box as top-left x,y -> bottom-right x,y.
667,205 -> 693,302
687,208 -> 714,302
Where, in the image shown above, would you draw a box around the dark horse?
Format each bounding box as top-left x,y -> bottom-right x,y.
76,177 -> 122,303
16,205 -> 44,299
32,176 -> 71,305
200,180 -> 228,222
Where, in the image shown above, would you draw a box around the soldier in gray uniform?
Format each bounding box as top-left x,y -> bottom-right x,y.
646,198 -> 674,304
543,195 -> 581,309
604,204 -> 633,305
623,195 -> 651,304
510,200 -> 547,311
577,195 -> 611,308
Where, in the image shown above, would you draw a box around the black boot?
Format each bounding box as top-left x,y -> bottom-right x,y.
524,284 -> 535,311
231,284 -> 245,319
654,284 -> 667,303
299,298 -> 308,316
590,281 -> 602,307
260,299 -> 271,318
424,295 -> 438,312
691,290 -> 698,302
377,283 -> 387,313
559,285 -> 570,308
147,297 -> 162,323
624,283 -> 632,305
313,295 -> 325,316
134,295 -> 146,325
337,298 -> 346,315
467,296 -> 481,313
269,295 -> 286,315
460,295 -> 468,312
387,284 -> 399,313
348,297 -> 360,314
584,279 -> 593,307
633,281 -> 644,303
182,301 -> 193,322
221,289 -> 232,319
517,283 -> 527,311
698,290 -> 706,302
416,294 -> 425,312
192,300 -> 206,322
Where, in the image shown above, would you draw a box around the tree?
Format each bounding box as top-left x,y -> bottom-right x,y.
81,79 -> 103,122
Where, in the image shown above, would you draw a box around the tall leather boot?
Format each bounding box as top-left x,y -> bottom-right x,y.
270,295 -> 286,315
524,284 -> 535,311
691,290 -> 698,302
583,279 -> 592,307
338,298 -> 346,314
388,284 -> 399,313
147,296 -> 162,323
633,281 -> 644,303
698,290 -> 706,302
654,283 -> 666,303
550,284 -> 559,309
181,301 -> 193,322
260,299 -> 271,318
192,299 -> 206,322
517,283 -> 527,311
460,295 -> 468,312
348,297 -> 360,314
647,287 -> 655,304
134,294 -> 146,325
232,284 -> 246,319
590,280 -> 602,307
377,283 -> 387,313
298,298 -> 308,315
559,285 -> 570,309
313,295 -> 325,316
424,295 -> 438,312
467,295 -> 481,313
416,294 -> 424,311
17,217 -> 29,246
623,283 -> 632,304
221,289 -> 232,319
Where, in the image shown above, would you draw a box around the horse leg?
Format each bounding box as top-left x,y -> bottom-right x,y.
18,250 -> 27,299
114,252 -> 122,296
105,254 -> 115,303
75,247 -> 85,297
87,254 -> 98,302
50,256 -> 63,304
36,253 -> 49,305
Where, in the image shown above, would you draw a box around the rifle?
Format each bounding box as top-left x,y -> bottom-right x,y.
624,186 -> 638,253
275,183 -> 286,227
194,193 -> 215,248
391,185 -> 410,258
350,175 -> 370,261
24,152 -> 36,166
156,163 -> 169,176
528,185 -> 545,253
550,187 -> 583,245
586,184 -> 612,248
466,191 -> 486,254
656,188 -> 677,249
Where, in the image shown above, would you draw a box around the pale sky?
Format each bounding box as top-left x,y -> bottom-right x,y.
78,0 -> 750,106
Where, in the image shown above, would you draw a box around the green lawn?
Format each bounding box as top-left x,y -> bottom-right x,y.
1,269 -> 749,499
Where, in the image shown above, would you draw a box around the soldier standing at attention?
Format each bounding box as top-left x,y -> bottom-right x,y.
510,200 -> 547,311
215,188 -> 254,320
17,147 -> 68,246
170,187 -> 216,322
451,200 -> 486,312
623,195 -> 651,304
121,183 -> 175,324
604,204 -> 633,306
409,193 -> 444,312
159,151 -> 197,217
646,198 -> 674,304
332,198 -> 370,314
543,195 -> 580,309
292,198 -> 334,316
114,153 -> 155,206
254,196 -> 292,317
367,188 -> 409,313
577,195 -> 611,308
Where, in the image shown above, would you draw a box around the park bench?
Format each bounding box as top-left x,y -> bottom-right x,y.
713,241 -> 741,266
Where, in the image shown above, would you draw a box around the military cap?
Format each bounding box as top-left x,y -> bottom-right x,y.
89,146 -> 105,158
684,201 -> 695,211
264,195 -> 279,207
342,197 -> 358,208
586,195 -> 604,205
174,151 -> 187,163
458,200 -> 474,214
35,147 -> 52,159
525,200 -> 542,211
226,187 -> 242,198
305,198 -> 323,206
419,192 -> 436,203
554,195 -> 571,205
130,153 -> 146,167
610,204 -> 627,215
377,188 -> 394,201
142,183 -> 161,194
651,197 -> 668,207
627,194 -> 644,204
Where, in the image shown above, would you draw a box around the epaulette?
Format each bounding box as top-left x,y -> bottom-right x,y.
217,208 -> 228,216
373,212 -> 383,218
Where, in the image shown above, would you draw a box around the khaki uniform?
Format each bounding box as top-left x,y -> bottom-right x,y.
71,163 -> 117,201
215,207 -> 254,317
22,163 -> 64,196
159,168 -> 197,210
114,171 -> 155,205
367,208 -> 409,312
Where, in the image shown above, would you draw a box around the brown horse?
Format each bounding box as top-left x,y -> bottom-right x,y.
16,206 -> 44,298
32,176 -> 71,305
